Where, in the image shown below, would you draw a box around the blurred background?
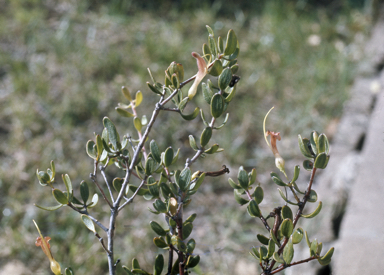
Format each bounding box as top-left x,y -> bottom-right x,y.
0,0 -> 374,274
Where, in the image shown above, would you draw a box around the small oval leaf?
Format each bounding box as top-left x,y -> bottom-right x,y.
81,214 -> 96,233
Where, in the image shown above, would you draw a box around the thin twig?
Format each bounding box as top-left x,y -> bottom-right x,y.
245,189 -> 271,231
100,166 -> 115,205
118,176 -> 148,212
90,161 -> 113,208
269,256 -> 317,274
67,203 -> 108,232
95,232 -> 111,254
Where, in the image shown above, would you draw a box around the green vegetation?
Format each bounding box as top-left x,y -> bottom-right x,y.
0,1 -> 370,274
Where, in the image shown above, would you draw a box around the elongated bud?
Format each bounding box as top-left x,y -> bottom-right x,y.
169,197 -> 178,216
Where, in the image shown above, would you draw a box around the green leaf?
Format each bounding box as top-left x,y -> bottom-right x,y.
292,165 -> 300,183
121,86 -> 132,101
163,147 -> 174,167
280,218 -> 293,238
49,161 -> 56,179
178,97 -> 189,112
154,254 -> 164,275
65,267 -> 74,275
185,213 -> 197,223
206,25 -> 214,36
128,185 -> 149,196
301,201 -> 322,218
153,237 -> 168,249
283,238 -> 294,264
318,133 -> 328,154
88,193 -> 99,208
237,166 -> 249,189
281,205 -> 293,220
310,131 -> 319,155
150,221 -> 167,236
214,113 -> 229,129
202,43 -> 211,59
218,68 -> 232,91
257,234 -> 270,246
178,167 -> 192,192
224,85 -> 236,103
180,107 -> 199,121
227,46 -> 239,60
103,117 -> 119,150
135,91 -> 143,107
80,181 -> 89,203
133,116 -> 142,132
113,178 -> 124,193
202,83 -> 214,104
298,135 -> 314,158
160,182 -> 173,199
271,172 -> 287,186
204,144 -> 220,154
86,140 -> 97,159
132,258 -> 140,269
303,160 -> 314,171
305,231 -> 311,248
96,135 -> 103,159
149,140 -> 161,163
224,29 -> 238,55
250,247 -> 260,259
228,178 -> 241,189
189,135 -> 198,151
273,252 -> 285,264
187,238 -> 196,253
218,36 -> 224,53
310,239 -> 318,256
131,269 -> 150,275
81,214 -> 96,233
153,199 -> 167,213
36,170 -> 50,185
208,35 -> 217,57
147,177 -> 159,198
34,203 -> 63,211
234,189 -> 249,205
186,255 -> 200,268
314,152 -> 329,169
145,157 -> 157,176
308,189 -> 318,202
116,107 -> 134,117
292,181 -> 305,194
210,94 -> 224,118
292,228 -> 304,244
183,222 -> 193,239
171,73 -> 179,88
208,59 -> 223,77
172,235 -> 187,252
270,229 -> 279,246
122,266 -> 134,275
318,247 -> 334,266
200,109 -> 209,127
231,64 -> 239,74
62,174 -> 73,201
190,173 -> 205,191
147,82 -> 163,95
247,199 -> 261,217
278,188 -> 299,205
52,189 -> 68,205
200,127 -> 212,147
266,239 -> 276,259
258,246 -> 268,263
